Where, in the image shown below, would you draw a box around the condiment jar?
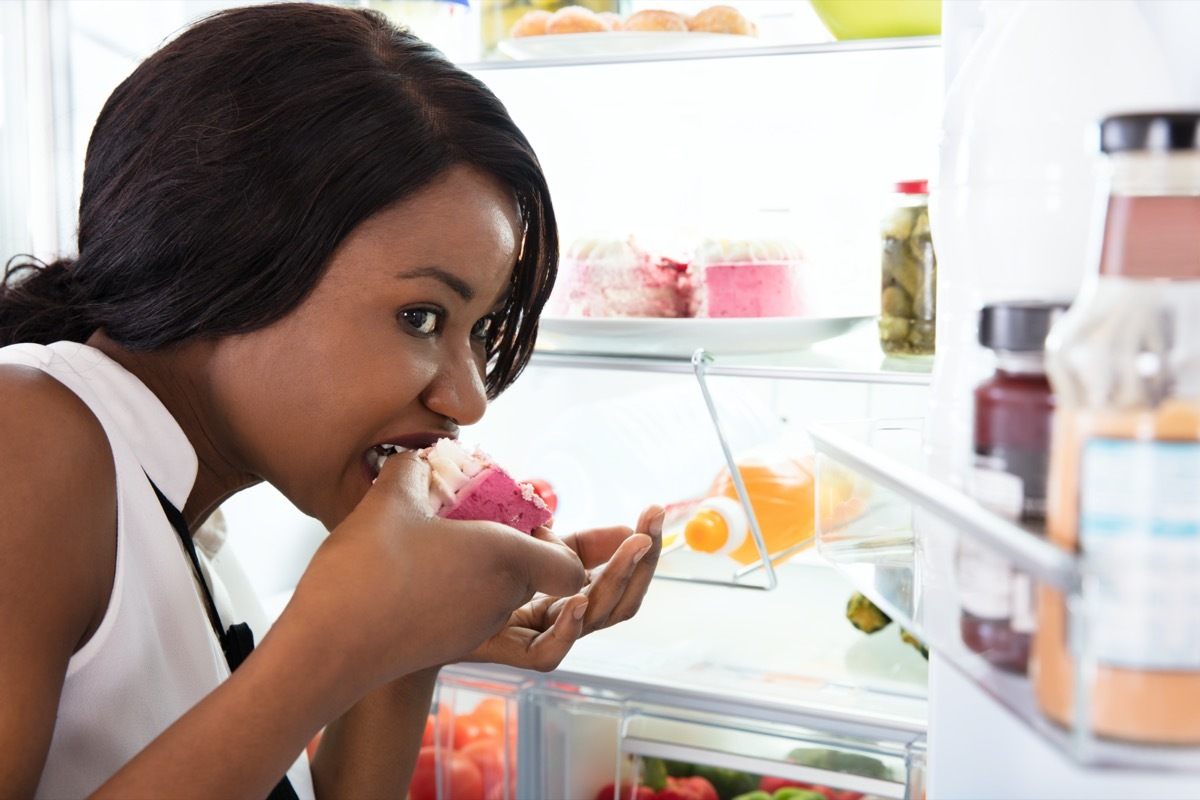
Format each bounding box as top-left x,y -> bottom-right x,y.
958,301 -> 1066,674
879,180 -> 937,356
1033,111 -> 1200,744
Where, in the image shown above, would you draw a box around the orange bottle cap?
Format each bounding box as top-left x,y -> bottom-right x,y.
684,509 -> 729,554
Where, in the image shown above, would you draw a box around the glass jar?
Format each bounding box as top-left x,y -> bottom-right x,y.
879,179 -> 936,356
958,301 -> 1065,674
1034,111 -> 1200,744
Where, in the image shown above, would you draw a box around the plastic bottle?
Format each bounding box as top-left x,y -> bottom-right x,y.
926,0 -> 1178,491
1033,111 -> 1200,745
681,451 -> 819,566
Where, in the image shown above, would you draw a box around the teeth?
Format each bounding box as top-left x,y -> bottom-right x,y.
370,444 -> 409,473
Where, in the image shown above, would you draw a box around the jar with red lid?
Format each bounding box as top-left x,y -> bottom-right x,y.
957,300 -> 1066,673
879,179 -> 937,356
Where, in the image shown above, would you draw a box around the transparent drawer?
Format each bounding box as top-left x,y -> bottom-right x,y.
809,418 -> 1200,772
526,679 -> 924,800
419,665 -> 533,800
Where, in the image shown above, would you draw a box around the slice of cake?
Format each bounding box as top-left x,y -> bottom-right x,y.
691,237 -> 807,318
421,438 -> 551,534
547,235 -> 694,318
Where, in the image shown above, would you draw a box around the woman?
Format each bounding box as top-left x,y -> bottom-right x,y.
0,4 -> 663,798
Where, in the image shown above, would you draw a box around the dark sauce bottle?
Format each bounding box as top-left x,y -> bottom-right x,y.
957,301 -> 1066,673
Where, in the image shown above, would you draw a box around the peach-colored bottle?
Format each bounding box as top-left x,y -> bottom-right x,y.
1033,112 -> 1200,744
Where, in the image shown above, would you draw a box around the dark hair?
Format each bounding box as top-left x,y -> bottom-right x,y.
0,3 -> 556,397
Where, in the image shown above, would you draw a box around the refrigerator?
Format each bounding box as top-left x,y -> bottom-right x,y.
6,2 -> 1200,799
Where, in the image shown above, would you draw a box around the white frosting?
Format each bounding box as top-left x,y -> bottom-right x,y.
693,237 -> 805,264
563,235 -> 645,266
423,438 -> 489,512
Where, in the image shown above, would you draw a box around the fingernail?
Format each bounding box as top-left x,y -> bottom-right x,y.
633,544 -> 651,565
573,601 -> 589,620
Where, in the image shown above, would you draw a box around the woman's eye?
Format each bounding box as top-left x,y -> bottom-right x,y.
471,314 -> 498,341
399,308 -> 440,335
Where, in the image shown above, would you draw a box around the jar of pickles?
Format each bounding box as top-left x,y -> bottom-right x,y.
879,180 -> 937,356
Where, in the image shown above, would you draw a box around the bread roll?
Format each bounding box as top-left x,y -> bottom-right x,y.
510,9 -> 552,38
545,5 -> 609,35
687,5 -> 756,36
597,11 -> 622,31
621,9 -> 689,33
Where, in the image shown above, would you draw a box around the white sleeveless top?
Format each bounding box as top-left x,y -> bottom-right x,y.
0,342 -> 313,799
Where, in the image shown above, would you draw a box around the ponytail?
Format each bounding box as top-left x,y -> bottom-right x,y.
0,256 -> 96,347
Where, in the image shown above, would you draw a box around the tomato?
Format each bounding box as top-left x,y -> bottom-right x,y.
422,706 -> 457,749
592,783 -> 657,800
409,745 -> 485,800
471,697 -> 509,729
452,713 -> 503,751
461,738 -> 514,800
524,478 -> 557,513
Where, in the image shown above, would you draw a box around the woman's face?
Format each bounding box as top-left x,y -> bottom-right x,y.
204,165 -> 521,527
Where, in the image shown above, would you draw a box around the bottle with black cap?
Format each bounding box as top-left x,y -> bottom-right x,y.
958,300 -> 1067,674
1034,111 -> 1200,744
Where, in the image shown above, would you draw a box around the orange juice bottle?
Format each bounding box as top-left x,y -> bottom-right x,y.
1034,111 -> 1200,744
683,451 -> 820,566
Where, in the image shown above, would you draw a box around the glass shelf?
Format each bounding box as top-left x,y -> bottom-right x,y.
465,35 -> 940,71
808,418 -> 1200,773
530,323 -> 932,387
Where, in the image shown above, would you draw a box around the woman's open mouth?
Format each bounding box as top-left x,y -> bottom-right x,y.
364,443 -> 408,481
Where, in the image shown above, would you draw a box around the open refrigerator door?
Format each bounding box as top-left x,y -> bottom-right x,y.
840,0 -> 1200,796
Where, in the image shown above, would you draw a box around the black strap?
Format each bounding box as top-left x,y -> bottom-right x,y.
146,473 -> 301,800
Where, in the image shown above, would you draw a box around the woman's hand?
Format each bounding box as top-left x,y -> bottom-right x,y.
462,504 -> 665,671
277,452 -> 588,697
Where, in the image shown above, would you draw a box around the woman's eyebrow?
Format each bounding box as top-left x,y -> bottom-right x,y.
393,266 -> 474,301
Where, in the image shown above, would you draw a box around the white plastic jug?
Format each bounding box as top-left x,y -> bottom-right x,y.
926,0 -> 1181,487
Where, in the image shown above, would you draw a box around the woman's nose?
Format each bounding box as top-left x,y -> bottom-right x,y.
421,350 -> 488,427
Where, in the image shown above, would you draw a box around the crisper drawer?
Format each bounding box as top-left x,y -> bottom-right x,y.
523,678 -> 924,800
416,665 -> 536,800
424,666 -> 926,800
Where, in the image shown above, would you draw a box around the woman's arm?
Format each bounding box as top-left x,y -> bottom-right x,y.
309,667 -> 440,798
0,367 -> 120,798
0,381 -> 584,800
94,452 -> 585,798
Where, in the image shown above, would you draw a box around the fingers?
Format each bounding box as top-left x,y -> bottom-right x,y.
465,594 -> 589,672
504,525 -> 587,600
356,450 -> 434,519
578,505 -> 664,634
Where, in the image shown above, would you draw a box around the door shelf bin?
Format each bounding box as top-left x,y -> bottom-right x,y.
808,418 -> 1200,772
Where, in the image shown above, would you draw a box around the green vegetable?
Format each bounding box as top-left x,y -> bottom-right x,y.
846,592 -> 892,634
662,759 -> 695,778
771,790 -> 825,800
786,746 -> 890,780
640,757 -> 669,792
691,765 -> 759,800
730,792 -> 772,800
901,628 -> 930,659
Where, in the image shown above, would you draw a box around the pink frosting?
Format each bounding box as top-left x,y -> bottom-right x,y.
441,466 -> 551,534
697,261 -> 805,318
552,256 -> 692,318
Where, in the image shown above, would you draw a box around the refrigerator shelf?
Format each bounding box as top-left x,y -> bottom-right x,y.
808,418 -> 1200,773
527,331 -> 930,592
468,35 -> 941,72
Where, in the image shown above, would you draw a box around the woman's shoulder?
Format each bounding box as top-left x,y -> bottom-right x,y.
0,361 -> 116,507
